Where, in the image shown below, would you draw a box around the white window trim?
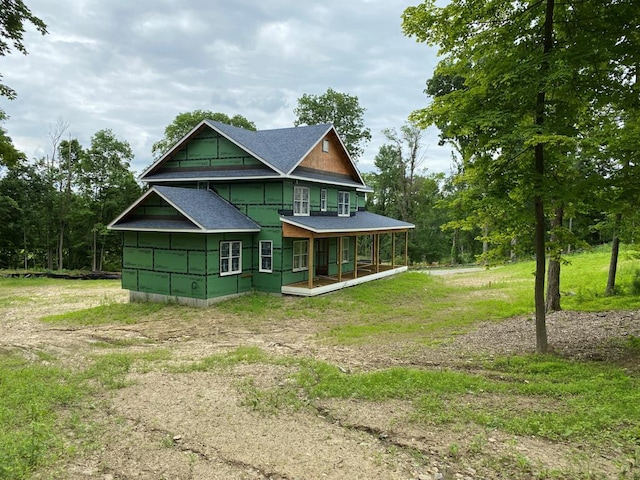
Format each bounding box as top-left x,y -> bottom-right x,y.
293,240 -> 309,272
259,240 -> 273,273
320,189 -> 327,212
322,139 -> 329,152
338,191 -> 350,217
294,185 -> 310,216
220,240 -> 242,276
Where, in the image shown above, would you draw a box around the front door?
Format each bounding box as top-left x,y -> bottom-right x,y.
315,238 -> 329,276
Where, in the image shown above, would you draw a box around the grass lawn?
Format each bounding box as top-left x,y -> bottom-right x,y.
1,245 -> 640,479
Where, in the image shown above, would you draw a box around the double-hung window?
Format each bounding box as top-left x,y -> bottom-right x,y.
220,241 -> 242,276
293,240 -> 309,271
259,240 -> 273,273
320,189 -> 327,212
294,186 -> 310,216
338,191 -> 350,217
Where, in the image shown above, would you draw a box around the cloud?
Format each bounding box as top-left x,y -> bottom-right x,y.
1,0 -> 453,175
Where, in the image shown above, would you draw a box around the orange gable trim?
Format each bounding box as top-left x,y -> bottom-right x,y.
298,130 -> 359,180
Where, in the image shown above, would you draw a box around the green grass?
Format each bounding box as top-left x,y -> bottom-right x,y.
0,347 -> 172,478
0,353 -> 86,480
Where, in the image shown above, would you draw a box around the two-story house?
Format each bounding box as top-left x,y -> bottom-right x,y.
108,120 -> 414,306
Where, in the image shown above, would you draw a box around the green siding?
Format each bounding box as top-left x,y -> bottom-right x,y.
139,232 -> 170,249
138,271 -> 170,295
253,272 -> 282,293
231,184 -> 264,204
247,205 -> 280,225
207,275 -> 240,297
122,269 -> 138,290
123,247 -> 153,269
172,233 -> 206,250
171,274 -> 206,299
123,232 -> 137,247
154,250 -> 188,273
188,251 -> 206,274
188,137 -> 218,159
206,251 -> 219,275
265,183 -> 283,203
219,138 -> 246,158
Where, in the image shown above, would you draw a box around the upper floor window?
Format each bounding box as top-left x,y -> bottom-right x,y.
220,241 -> 242,276
338,191 -> 350,217
322,139 -> 330,152
320,189 -> 327,212
294,186 -> 310,216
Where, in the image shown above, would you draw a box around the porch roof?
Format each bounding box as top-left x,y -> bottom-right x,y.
280,211 -> 414,235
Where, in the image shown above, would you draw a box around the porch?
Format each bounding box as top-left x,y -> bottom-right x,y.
282,263 -> 408,296
279,210 -> 414,297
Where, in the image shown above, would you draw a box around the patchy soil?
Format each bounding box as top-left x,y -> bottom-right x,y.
1,279 -> 639,480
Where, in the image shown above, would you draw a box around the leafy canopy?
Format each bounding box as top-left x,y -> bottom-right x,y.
0,0 -> 47,100
293,87 -> 371,162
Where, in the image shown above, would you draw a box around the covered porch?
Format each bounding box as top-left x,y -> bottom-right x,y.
280,211 -> 414,297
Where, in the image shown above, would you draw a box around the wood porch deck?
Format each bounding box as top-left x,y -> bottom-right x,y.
281,264 -> 408,297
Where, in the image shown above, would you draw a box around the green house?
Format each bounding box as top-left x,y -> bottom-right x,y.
108,120 -> 414,306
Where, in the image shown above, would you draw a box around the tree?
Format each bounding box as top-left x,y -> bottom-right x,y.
293,88 -> 371,161
402,0 -> 611,352
151,111 -> 256,159
0,0 -> 47,100
0,111 -> 25,168
80,129 -> 140,270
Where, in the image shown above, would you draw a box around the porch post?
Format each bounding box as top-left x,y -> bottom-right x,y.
308,236 -> 314,289
376,233 -> 380,273
338,236 -> 343,282
392,233 -> 396,268
404,231 -> 409,266
354,234 -> 358,279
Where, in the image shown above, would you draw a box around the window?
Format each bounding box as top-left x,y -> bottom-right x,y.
338,191 -> 350,216
220,241 -> 242,276
294,186 -> 310,216
322,138 -> 330,152
342,238 -> 349,264
259,240 -> 272,273
320,189 -> 327,212
293,240 -> 309,272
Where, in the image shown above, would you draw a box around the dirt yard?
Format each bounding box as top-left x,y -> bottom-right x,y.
1,278 -> 639,480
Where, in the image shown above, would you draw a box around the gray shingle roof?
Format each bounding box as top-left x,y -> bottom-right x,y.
108,186 -> 261,233
206,120 -> 334,174
280,211 -> 415,234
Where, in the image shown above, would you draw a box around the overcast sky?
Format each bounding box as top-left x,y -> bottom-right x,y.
1,0 -> 453,176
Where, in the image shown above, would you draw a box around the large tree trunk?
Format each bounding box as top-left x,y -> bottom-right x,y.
546,206 -> 564,312
606,213 -> 622,296
533,0 -> 555,354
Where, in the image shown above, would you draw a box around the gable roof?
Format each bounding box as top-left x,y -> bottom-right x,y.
108,185 -> 261,233
140,121 -> 367,188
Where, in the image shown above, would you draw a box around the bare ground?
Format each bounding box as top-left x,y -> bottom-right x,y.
1,279 -> 639,480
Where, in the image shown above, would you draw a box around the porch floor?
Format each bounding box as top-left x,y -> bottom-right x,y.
281,264 -> 408,297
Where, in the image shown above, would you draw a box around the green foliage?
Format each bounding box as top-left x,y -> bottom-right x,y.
293,87 -> 371,161
0,0 -> 47,101
0,353 -> 84,480
151,110 -> 256,159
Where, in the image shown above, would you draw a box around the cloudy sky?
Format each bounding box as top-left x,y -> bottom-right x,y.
1,0 -> 452,176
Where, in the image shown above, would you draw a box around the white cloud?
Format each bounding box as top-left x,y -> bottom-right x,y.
1,0 -> 453,175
